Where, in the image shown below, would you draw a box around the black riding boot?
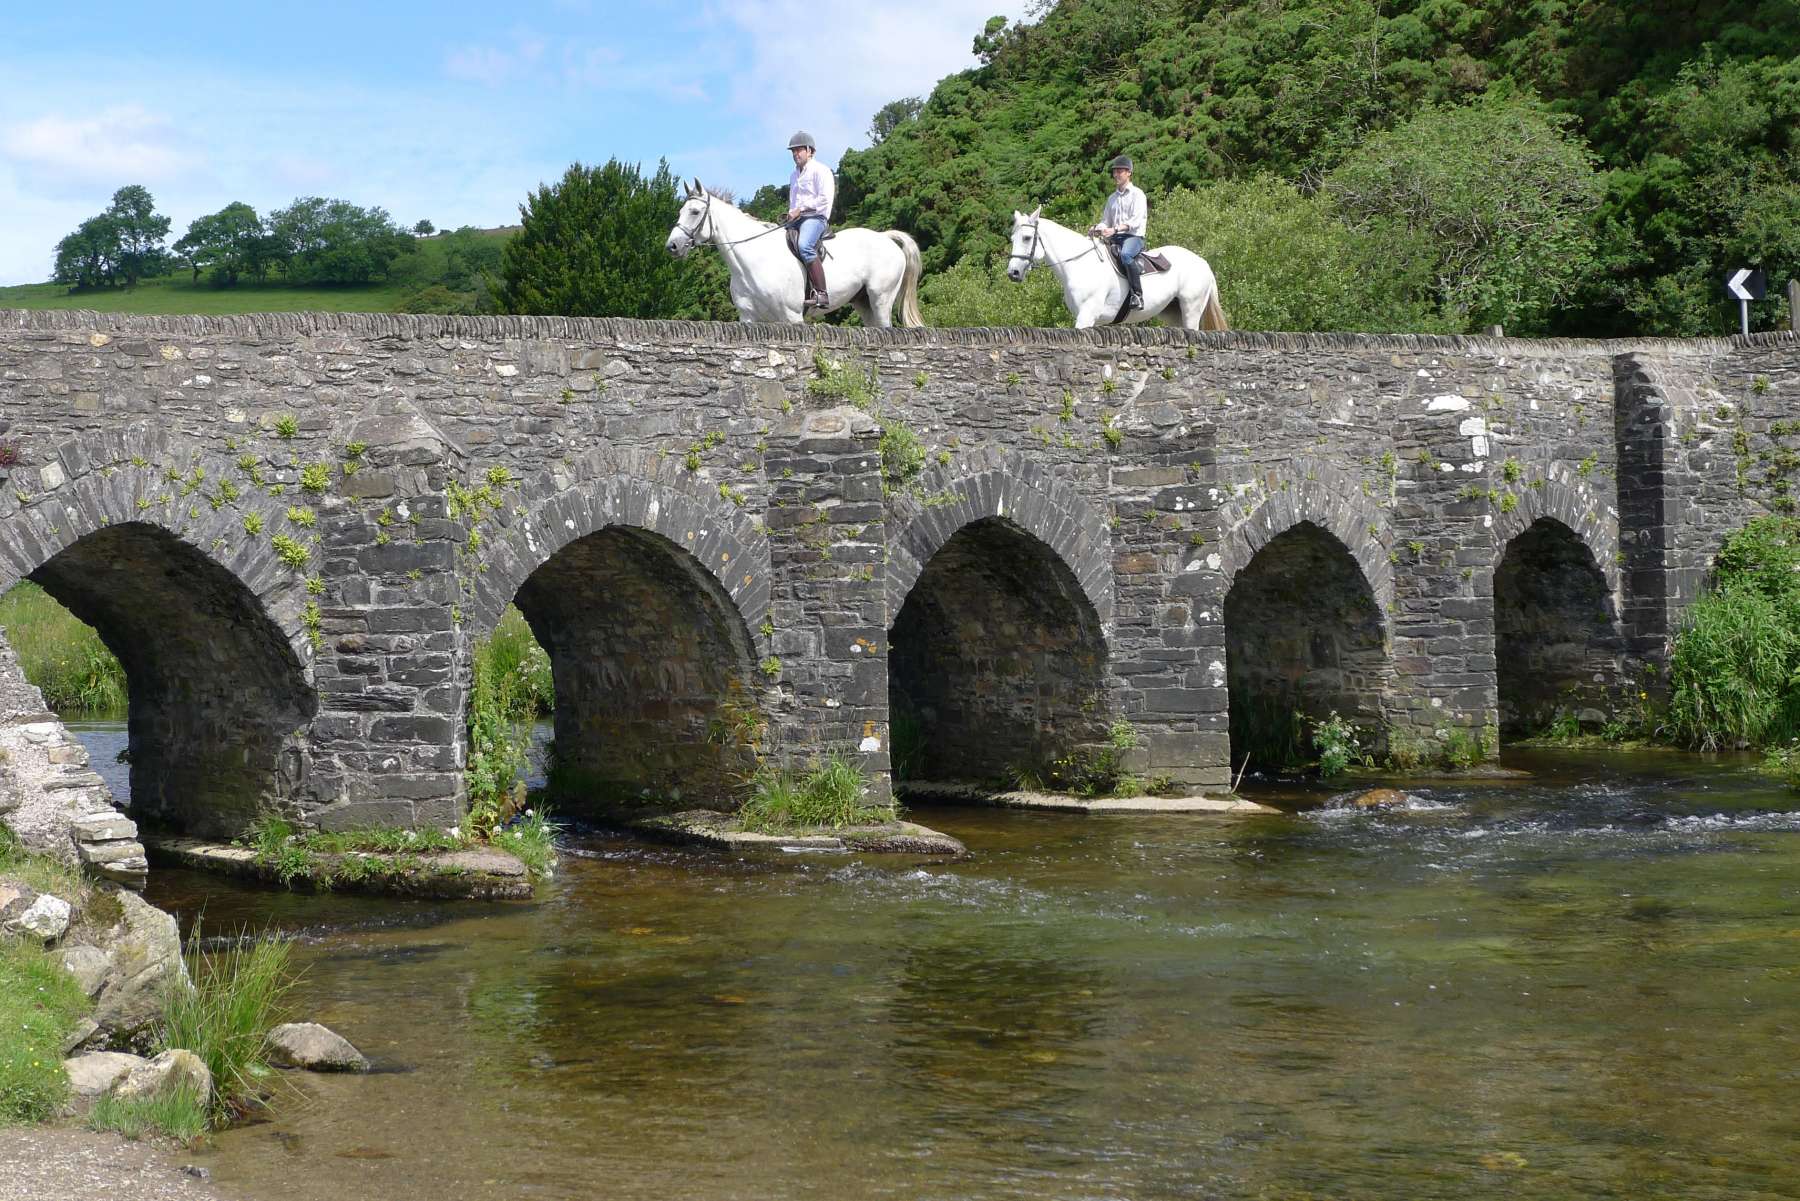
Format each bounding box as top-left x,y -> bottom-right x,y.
1124,259 -> 1144,310
805,259 -> 829,310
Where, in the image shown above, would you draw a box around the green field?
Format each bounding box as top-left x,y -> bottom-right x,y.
0,226 -> 512,316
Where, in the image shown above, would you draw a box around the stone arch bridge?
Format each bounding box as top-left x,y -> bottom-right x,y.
2,310 -> 1795,836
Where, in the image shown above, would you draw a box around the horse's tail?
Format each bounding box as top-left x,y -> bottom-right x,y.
886,230 -> 925,327
1201,287 -> 1229,332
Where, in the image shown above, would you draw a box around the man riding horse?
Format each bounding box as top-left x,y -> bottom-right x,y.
1089,154 -> 1147,310
785,131 -> 835,310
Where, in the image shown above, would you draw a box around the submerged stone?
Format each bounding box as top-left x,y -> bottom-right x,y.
268,1022 -> 370,1073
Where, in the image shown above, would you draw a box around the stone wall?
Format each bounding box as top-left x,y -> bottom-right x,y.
2,309 -> 1797,831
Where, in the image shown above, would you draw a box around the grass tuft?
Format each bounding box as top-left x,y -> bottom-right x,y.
160,936 -> 296,1123
0,937 -> 93,1125
87,1081 -> 209,1142
737,751 -> 895,832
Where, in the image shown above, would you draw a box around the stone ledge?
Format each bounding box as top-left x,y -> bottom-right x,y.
898,781 -> 1281,815
626,809 -> 966,856
143,836 -> 533,900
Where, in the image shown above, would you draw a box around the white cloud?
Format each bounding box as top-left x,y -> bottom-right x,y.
0,104 -> 200,189
444,31 -> 548,85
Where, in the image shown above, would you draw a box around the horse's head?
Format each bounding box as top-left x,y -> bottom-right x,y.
666,179 -> 714,259
1006,206 -> 1044,282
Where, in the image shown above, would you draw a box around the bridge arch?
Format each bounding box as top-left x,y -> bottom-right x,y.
1218,471 -> 1393,770
1491,475 -> 1625,735
885,453 -> 1113,785
468,449 -> 772,809
0,426 -> 318,837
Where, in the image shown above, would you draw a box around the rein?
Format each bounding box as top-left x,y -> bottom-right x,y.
1010,216 -> 1100,274
677,193 -> 793,250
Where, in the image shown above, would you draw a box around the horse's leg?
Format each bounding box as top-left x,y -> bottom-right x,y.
851,293 -> 879,327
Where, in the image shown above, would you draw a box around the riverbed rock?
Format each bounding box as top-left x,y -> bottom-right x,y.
63,1051 -> 145,1101
57,944 -> 111,997
113,1050 -> 212,1107
14,892 -> 72,941
267,1022 -> 370,1072
1348,788 -> 1411,809
91,888 -> 187,1049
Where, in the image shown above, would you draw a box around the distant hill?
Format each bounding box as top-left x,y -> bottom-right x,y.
0,226 -> 513,316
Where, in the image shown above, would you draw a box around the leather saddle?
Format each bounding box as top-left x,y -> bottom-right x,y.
1107,241 -> 1169,275
785,225 -> 835,262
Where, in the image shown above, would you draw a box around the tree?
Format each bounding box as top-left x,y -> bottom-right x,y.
265,197 -> 410,285
868,97 -> 923,145
173,202 -> 266,286
414,219 -> 436,236
494,158 -> 735,320
1323,92 -> 1602,333
52,215 -> 121,290
104,185 -> 171,286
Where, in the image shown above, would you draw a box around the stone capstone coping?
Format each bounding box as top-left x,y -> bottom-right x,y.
898,781 -> 1281,815
142,836 -> 533,900
629,809 -> 966,856
6,305 -> 1797,356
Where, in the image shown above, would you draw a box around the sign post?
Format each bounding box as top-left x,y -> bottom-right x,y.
1726,267 -> 1766,336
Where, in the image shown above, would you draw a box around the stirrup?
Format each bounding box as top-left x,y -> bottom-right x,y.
806,292 -> 829,310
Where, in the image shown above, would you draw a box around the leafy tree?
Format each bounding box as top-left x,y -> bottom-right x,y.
104,185 -> 171,286
413,219 -> 436,236
265,197 -> 410,285
52,215 -> 121,290
869,97 -> 923,144
494,158 -> 734,320
1323,92 -> 1602,333
172,202 -> 268,286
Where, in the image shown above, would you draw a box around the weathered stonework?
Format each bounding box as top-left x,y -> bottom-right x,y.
2,309 -> 1797,833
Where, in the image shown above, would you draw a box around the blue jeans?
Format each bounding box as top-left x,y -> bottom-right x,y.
795,216 -> 828,263
1111,233 -> 1145,300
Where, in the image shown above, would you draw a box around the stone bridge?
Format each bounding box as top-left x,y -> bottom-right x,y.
2,309 -> 1796,837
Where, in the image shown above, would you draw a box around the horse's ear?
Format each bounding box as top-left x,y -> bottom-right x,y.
693,177 -> 704,196
1030,204 -> 1042,218
682,180 -> 694,199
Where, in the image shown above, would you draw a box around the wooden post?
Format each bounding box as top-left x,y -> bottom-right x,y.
1789,278 -> 1799,333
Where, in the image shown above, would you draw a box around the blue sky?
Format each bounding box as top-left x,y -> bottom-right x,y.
0,0 -> 1029,284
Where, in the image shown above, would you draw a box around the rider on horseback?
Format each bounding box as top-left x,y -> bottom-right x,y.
785,130 -> 835,310
1089,154 -> 1147,310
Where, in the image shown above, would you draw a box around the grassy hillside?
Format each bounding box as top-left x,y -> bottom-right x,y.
0,226 -> 513,316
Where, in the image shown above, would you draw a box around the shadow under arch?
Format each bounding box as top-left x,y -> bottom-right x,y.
1494,515 -> 1626,736
1224,520 -> 1390,771
888,516 -> 1110,785
470,458 -> 770,812
17,522 -> 316,837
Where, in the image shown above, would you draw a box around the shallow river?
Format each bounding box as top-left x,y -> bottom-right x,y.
64,723 -> 1800,1199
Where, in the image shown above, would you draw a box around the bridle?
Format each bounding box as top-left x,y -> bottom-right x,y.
675,192 -> 798,251
1008,215 -> 1099,275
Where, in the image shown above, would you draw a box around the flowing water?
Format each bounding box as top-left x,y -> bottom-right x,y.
65,721 -> 1800,1199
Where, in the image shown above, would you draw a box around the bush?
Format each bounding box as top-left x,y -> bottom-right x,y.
1311,712 -> 1367,778
0,582 -> 127,714
738,752 -> 894,831
918,256 -> 1067,328
1667,516 -> 1800,750
160,936 -> 296,1123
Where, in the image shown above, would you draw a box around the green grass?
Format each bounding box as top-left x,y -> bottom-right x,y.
0,275 -> 413,315
0,823 -> 87,900
0,938 -> 94,1125
87,1081 -> 209,1141
241,809 -> 557,885
160,936 -> 296,1123
490,808 -> 560,877
737,752 -> 895,832
0,582 -> 127,715
477,605 -> 554,719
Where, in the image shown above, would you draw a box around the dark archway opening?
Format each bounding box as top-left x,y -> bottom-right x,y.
888,517 -> 1109,786
512,526 -> 760,813
24,522 -> 315,838
1225,522 -> 1387,771
1495,518 -> 1624,737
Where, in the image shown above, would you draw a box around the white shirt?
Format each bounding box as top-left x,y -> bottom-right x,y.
788,159 -> 836,220
1101,184 -> 1147,238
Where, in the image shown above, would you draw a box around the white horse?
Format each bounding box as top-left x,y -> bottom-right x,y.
1006,206 -> 1229,331
665,180 -> 924,327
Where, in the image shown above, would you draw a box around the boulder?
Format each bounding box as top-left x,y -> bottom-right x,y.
1348,788 -> 1410,809
113,1049 -> 212,1108
16,893 -> 72,941
267,1022 -> 369,1072
63,1051 -> 145,1100
57,944 -> 111,997
60,1018 -> 99,1055
91,889 -> 187,1049
0,879 -> 36,924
